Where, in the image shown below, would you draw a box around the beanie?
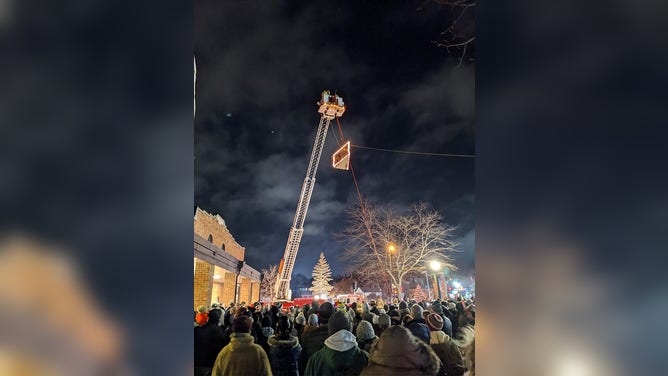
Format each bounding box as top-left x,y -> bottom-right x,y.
308,313 -> 319,326
378,313 -> 391,327
328,311 -> 351,335
356,320 -> 376,341
208,308 -> 223,324
447,302 -> 456,311
426,313 -> 444,331
399,301 -> 407,310
408,322 -> 431,344
295,312 -> 306,325
388,309 -> 400,319
319,302 -> 334,323
411,304 -> 424,319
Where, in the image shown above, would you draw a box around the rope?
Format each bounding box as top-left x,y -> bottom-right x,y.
351,144 -> 475,158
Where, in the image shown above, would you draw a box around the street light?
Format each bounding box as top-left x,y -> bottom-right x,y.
387,243 -> 397,299
429,260 -> 442,300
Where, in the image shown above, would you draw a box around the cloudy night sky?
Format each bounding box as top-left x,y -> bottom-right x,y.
195,1 -> 474,283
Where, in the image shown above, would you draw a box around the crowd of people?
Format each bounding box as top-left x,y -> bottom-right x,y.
194,297 -> 475,376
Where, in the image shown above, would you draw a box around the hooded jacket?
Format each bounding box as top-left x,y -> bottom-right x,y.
360,326 -> 441,376
299,324 -> 330,375
211,333 -> 272,376
268,334 -> 302,376
304,329 -> 369,376
429,331 -> 466,376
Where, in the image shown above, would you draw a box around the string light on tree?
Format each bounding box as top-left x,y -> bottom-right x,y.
310,252 -> 334,298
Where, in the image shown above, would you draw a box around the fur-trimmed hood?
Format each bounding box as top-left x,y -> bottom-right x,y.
268,334 -> 300,349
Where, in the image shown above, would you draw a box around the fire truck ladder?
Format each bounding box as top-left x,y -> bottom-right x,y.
273,91 -> 345,300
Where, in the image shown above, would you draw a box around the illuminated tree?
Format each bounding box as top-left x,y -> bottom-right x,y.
310,252 -> 334,297
342,201 -> 458,300
412,284 -> 427,302
260,264 -> 278,301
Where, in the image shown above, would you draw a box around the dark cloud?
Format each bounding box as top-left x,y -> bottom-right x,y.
195,1 -> 474,279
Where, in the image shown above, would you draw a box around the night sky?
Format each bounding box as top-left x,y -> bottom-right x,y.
194,1 -> 474,282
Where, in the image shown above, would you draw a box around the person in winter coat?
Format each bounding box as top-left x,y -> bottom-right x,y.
404,305 -> 431,344
211,315 -> 272,376
268,316 -> 302,376
302,313 -> 319,337
299,302 -> 334,375
360,325 -> 441,376
306,301 -> 320,318
256,315 -> 274,360
196,306 -> 209,326
355,320 -> 378,353
294,311 -> 306,339
361,302 -> 375,323
430,302 -> 453,337
426,313 -> 466,376
194,308 -> 227,376
304,311 -> 369,376
350,302 -> 363,333
387,309 -> 401,326
270,305 -> 281,330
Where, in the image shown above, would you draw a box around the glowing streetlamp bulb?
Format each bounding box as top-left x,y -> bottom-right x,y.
388,244 -> 396,253
429,260 -> 441,271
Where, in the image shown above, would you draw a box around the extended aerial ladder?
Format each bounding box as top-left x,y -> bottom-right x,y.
273,91 -> 346,300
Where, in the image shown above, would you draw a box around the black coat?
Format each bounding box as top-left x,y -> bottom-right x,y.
194,322 -> 227,367
269,335 -> 302,376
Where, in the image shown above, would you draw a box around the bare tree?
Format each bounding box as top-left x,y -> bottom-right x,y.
419,0 -> 475,67
260,264 -> 278,301
342,201 -> 458,300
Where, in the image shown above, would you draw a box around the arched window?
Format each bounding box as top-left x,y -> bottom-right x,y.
208,234 -> 213,243
221,243 -> 226,251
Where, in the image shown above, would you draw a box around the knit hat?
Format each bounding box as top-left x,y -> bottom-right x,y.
295,312 -> 306,325
408,321 -> 431,344
388,309 -> 400,319
447,302 -> 456,311
431,302 -> 444,315
356,320 -> 376,341
426,313 -> 444,331
208,308 -> 223,324
197,306 -> 208,313
378,313 -> 391,327
319,302 -> 334,323
399,301 -> 407,310
308,313 -> 319,326
328,310 -> 351,335
411,304 -> 424,319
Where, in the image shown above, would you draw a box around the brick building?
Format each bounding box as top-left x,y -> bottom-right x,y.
193,207 -> 261,310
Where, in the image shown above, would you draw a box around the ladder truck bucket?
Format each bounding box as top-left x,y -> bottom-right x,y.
318,91 -> 345,119
332,141 -> 350,170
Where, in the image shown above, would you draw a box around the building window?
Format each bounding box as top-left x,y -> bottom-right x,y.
208,234 -> 213,243
221,243 -> 226,251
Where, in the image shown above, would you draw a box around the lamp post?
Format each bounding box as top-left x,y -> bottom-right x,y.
429,260 -> 442,300
387,243 -> 397,299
